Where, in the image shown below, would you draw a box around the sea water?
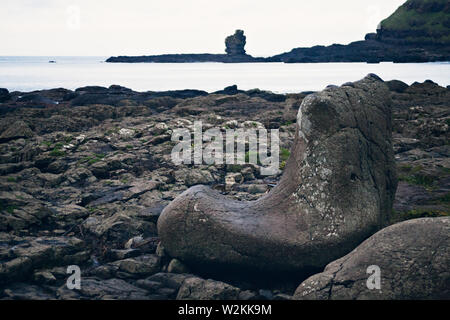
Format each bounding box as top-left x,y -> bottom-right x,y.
0,56 -> 448,93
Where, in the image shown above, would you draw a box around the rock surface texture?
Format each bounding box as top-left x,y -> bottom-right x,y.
225,30 -> 247,55
0,78 -> 448,300
294,217 -> 450,300
158,75 -> 398,275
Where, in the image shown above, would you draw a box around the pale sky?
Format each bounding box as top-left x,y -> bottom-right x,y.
0,0 -> 406,57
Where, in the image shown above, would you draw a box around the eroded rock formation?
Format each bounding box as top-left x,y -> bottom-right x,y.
157,74 -> 398,276
225,30 -> 247,55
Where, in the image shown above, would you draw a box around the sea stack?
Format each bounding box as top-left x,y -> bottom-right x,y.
225,30 -> 247,56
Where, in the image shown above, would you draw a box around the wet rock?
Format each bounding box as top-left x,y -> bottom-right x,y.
106,249 -> 142,261
135,272 -> 192,299
0,237 -> 86,285
58,278 -> 150,300
239,290 -> 259,300
0,121 -> 34,142
167,259 -> 190,274
83,212 -> 156,247
146,272 -> 191,291
110,255 -> 160,277
3,283 -> 55,300
177,277 -> 241,300
124,236 -> 145,249
33,270 -> 57,284
0,191 -> 54,232
294,217 -> 450,300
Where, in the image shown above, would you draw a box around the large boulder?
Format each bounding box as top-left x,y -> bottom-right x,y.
157,74 -> 397,277
225,30 -> 247,55
294,217 -> 450,300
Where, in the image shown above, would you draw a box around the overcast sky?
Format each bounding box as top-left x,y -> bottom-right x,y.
0,0 -> 406,57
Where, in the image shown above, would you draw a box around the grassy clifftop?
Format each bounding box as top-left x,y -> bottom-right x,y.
379,0 -> 450,45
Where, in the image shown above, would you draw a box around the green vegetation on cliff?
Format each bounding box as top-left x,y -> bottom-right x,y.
379,0 -> 450,45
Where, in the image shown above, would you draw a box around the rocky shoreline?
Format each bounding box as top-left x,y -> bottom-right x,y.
0,77 -> 449,300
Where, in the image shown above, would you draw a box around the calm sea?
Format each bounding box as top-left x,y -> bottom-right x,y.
0,56 -> 449,93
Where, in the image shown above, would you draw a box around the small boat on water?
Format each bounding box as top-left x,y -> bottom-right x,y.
48,60 -> 56,63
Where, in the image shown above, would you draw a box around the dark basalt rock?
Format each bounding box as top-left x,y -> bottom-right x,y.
157,74 -> 398,277
214,85 -> 240,95
294,217 -> 450,300
225,30 -> 247,56
70,87 -> 209,107
0,88 -> 11,103
0,120 -> 34,142
106,53 -> 264,63
107,29 -> 264,63
270,39 -> 450,63
386,80 -> 409,93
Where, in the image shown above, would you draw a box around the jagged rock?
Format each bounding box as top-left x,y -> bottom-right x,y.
167,259 -> 190,274
158,75 -> 397,275
0,121 -> 34,142
176,277 -> 241,300
0,191 -> 54,232
3,283 -> 55,300
57,278 -> 150,300
174,168 -> 215,187
0,237 -> 86,285
225,173 -> 243,191
33,270 -> 57,284
110,254 -> 160,277
83,212 -> 157,247
225,30 -> 247,55
150,123 -> 169,136
294,217 -> 450,300
134,272 -> 192,299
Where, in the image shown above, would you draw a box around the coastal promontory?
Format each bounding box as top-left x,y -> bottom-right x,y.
107,0 -> 450,64
106,30 -> 263,63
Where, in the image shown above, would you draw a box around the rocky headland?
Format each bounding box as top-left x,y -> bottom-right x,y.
107,30 -> 265,64
107,0 -> 450,64
0,74 -> 449,300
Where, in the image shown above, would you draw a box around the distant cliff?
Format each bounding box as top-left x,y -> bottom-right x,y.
271,0 -> 450,63
107,1 -> 450,64
378,0 -> 450,46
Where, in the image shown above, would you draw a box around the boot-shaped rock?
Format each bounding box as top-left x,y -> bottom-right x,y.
158,74 -> 398,275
